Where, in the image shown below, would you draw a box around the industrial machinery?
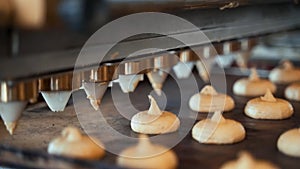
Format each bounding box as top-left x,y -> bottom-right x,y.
0,0 -> 300,168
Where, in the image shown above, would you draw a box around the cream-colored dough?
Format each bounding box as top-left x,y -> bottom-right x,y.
233,68 -> 276,96
269,60 -> 300,84
147,68 -> 170,96
192,111 -> 245,144
118,74 -> 143,93
285,82 -> 300,101
245,89 -> 293,120
82,82 -> 108,110
172,62 -> 194,79
4,121 -> 16,135
131,95 -> 180,134
220,151 -> 279,169
117,135 -> 178,169
277,128 -> 300,157
189,85 -> 235,112
48,126 -> 105,159
0,101 -> 27,135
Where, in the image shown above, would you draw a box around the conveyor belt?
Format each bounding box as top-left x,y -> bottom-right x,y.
0,70 -> 299,169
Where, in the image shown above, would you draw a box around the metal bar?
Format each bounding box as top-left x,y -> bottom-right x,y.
0,3 -> 299,81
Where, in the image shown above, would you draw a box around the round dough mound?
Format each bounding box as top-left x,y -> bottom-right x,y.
117,135 -> 178,169
269,61 -> 300,84
233,78 -> 276,97
131,95 -> 180,134
285,82 -> 300,101
233,68 -> 276,97
192,112 -> 245,144
220,151 -> 279,169
245,91 -> 293,120
131,111 -> 180,134
48,127 -> 105,159
277,128 -> 300,157
189,86 -> 235,113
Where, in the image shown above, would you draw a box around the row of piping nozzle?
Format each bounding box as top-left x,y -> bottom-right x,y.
173,38 -> 258,81
0,38 -> 258,135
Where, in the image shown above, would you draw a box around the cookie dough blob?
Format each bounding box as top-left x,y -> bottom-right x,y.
0,101 -> 27,135
269,60 -> 300,84
233,68 -> 276,97
48,126 -> 105,159
220,151 -> 279,169
189,85 -> 235,112
131,95 -> 180,134
285,82 -> 300,101
192,111 -> 245,144
245,89 -> 293,120
117,135 -> 178,169
277,128 -> 300,157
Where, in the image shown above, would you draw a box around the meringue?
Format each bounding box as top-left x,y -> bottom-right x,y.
4,121 -> 17,135
147,68 -> 170,96
172,62 -> 194,79
117,135 -> 178,169
118,74 -> 143,93
245,89 -> 293,120
48,126 -> 105,159
233,68 -> 276,96
220,151 -> 279,169
269,60 -> 300,84
82,82 -> 108,110
285,82 -> 300,101
0,101 -> 27,135
196,60 -> 210,82
277,128 -> 300,157
192,111 -> 245,144
189,85 -> 235,112
41,91 -> 72,112
131,95 -> 180,134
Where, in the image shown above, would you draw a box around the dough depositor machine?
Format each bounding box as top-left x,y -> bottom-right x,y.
0,0 -> 300,168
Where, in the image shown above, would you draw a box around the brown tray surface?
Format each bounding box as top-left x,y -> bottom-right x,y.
0,72 -> 299,169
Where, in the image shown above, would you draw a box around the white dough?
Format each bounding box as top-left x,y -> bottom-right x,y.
82,82 -> 108,110
0,101 -> 27,135
118,74 -> 143,93
117,135 -> 178,169
147,68 -> 170,96
41,91 -> 72,112
172,62 -> 194,79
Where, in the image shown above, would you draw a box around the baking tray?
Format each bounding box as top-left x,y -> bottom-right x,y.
0,69 -> 299,169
